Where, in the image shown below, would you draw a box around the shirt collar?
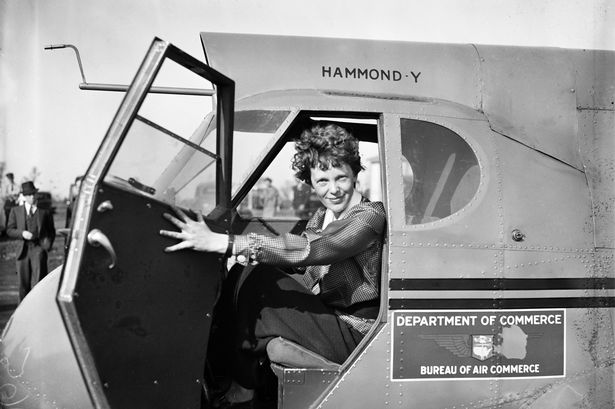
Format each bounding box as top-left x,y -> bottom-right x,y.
322,190 -> 362,229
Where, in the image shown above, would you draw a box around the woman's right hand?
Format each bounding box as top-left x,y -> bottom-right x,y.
160,206 -> 228,254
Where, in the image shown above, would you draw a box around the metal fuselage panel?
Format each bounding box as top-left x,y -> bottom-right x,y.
201,33 -> 614,172
314,309 -> 613,409
201,35 -> 615,408
0,268 -> 91,409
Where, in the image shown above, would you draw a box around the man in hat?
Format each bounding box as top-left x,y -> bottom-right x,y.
6,181 -> 56,301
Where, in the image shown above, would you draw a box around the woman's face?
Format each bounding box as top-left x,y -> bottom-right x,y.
310,162 -> 357,217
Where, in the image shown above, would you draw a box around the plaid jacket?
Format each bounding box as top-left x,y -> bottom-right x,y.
234,198 -> 386,334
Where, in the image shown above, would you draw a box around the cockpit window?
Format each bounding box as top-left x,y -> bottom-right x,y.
232,109 -> 292,196
236,139 -> 379,221
401,119 -> 479,224
233,115 -> 380,221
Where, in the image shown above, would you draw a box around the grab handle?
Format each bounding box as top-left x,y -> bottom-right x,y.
87,229 -> 117,269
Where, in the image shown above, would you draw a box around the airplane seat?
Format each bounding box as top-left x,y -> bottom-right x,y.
266,336 -> 341,370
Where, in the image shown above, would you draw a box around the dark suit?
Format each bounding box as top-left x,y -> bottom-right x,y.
6,205 -> 56,301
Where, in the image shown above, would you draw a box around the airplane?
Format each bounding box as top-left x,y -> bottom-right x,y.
0,32 -> 613,409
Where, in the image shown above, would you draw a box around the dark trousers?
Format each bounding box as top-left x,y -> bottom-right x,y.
210,264 -> 363,389
3,209 -> 10,232
17,243 -> 48,301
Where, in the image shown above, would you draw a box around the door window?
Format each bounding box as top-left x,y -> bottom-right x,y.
104,114 -> 219,214
101,54 -> 235,216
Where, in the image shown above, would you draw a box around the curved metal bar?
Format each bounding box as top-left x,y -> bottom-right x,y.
44,44 -> 86,83
44,44 -> 215,96
86,229 -> 117,269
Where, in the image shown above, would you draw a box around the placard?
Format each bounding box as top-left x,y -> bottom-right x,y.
391,309 -> 565,380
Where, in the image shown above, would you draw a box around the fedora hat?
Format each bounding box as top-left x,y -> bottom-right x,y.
21,181 -> 38,196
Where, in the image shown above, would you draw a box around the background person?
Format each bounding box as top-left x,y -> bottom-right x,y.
6,181 -> 56,302
291,180 -> 312,218
2,173 -> 19,234
260,177 -> 279,218
160,124 -> 386,408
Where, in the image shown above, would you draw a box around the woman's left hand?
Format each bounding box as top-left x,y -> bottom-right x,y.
160,207 -> 227,253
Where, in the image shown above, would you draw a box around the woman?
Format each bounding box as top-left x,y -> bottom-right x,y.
160,124 -> 386,408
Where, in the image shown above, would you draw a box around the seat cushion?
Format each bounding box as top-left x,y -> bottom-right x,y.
266,337 -> 341,370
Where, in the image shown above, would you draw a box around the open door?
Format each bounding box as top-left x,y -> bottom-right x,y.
57,38 -> 234,409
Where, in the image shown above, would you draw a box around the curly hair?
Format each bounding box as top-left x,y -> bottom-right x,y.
292,123 -> 364,185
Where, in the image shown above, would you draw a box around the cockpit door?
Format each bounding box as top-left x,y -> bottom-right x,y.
57,38 -> 234,409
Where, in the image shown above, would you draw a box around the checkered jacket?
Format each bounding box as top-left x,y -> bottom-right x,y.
234,198 -> 386,334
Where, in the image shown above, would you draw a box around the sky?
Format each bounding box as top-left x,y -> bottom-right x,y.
0,0 -> 614,196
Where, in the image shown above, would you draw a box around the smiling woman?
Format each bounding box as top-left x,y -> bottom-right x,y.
160,122 -> 386,407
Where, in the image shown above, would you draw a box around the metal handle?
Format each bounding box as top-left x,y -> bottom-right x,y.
96,200 -> 114,213
87,229 -> 117,269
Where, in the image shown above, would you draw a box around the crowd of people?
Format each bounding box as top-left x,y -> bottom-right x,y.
241,176 -> 320,220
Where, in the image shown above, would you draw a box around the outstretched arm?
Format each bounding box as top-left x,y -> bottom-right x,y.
160,202 -> 386,268
234,205 -> 385,267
